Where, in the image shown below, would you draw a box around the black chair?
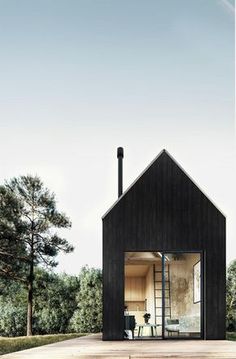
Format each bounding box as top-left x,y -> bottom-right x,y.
124,315 -> 136,339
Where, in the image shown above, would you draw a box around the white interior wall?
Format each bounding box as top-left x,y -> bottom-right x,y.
169,253 -> 201,319
145,265 -> 155,324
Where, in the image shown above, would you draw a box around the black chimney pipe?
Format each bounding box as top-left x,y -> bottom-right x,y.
117,147 -> 124,197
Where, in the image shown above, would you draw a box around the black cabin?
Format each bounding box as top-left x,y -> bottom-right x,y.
102,149 -> 226,340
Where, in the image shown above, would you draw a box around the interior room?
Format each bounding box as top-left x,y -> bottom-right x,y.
124,251 -> 201,339
124,252 -> 162,339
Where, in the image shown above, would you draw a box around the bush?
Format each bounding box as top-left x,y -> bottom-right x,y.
0,266 -> 102,336
33,270 -> 80,334
226,260 -> 236,332
0,303 -> 27,337
69,266 -> 102,333
0,270 -> 80,336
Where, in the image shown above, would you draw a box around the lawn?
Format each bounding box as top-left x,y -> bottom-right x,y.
226,332 -> 236,341
0,333 -> 86,355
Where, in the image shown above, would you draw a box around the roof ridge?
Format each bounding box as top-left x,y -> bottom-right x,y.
102,149 -> 226,219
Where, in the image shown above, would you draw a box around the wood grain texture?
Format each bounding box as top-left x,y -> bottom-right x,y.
103,151 -> 226,340
125,277 -> 145,301
2,334 -> 236,358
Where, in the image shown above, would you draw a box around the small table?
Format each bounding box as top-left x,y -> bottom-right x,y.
137,323 -> 160,337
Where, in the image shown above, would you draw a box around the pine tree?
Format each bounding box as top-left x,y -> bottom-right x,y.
0,175 -> 73,336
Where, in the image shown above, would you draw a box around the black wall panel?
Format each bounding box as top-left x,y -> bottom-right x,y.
102,151 -> 226,340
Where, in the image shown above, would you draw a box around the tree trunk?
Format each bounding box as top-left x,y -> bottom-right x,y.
26,259 -> 33,336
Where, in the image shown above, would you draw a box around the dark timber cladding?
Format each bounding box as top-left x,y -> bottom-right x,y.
102,150 -> 226,340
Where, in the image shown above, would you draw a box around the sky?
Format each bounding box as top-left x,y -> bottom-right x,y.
0,0 -> 235,274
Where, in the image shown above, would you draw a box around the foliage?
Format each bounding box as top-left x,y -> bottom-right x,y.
0,333 -> 86,356
69,266 -> 102,333
0,175 -> 73,335
0,186 -> 28,283
0,175 -> 103,338
0,303 -> 27,337
0,266 -> 102,337
0,269 -> 80,336
143,313 -> 151,320
226,260 -> 236,331
0,281 -> 27,337
0,175 -> 73,270
33,269 -> 80,334
226,332 -> 236,341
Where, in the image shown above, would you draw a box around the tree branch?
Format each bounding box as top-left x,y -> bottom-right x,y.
0,268 -> 27,284
0,250 -> 30,263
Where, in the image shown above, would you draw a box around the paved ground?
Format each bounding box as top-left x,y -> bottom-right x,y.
2,333 -> 236,359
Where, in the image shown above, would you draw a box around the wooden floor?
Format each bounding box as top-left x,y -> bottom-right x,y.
2,333 -> 236,359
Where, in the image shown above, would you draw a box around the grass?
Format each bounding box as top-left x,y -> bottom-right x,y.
226,332 -> 236,341
0,333 -> 86,355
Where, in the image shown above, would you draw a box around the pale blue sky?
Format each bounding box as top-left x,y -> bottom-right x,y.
0,0 -> 235,273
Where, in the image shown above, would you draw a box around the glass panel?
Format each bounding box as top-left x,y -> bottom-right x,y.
155,298 -> 162,307
164,253 -> 201,338
155,282 -> 162,290
155,272 -> 162,281
124,251 -> 163,339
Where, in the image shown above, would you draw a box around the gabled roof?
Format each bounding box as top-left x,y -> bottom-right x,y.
102,149 -> 226,219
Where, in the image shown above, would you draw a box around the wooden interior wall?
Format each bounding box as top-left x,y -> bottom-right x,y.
125,277 -> 145,301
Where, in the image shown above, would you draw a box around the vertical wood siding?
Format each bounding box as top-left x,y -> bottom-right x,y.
103,152 -> 226,340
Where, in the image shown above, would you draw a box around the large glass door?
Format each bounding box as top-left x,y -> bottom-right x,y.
124,252 -> 163,339
163,252 -> 202,338
123,251 -> 203,340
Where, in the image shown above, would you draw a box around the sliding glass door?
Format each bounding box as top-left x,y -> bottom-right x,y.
123,251 -> 203,339
163,252 -> 202,338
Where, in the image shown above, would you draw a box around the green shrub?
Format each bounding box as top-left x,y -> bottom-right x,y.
69,266 -> 102,333
227,260 -> 236,332
0,266 -> 102,336
33,270 -> 80,334
0,303 -> 27,337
